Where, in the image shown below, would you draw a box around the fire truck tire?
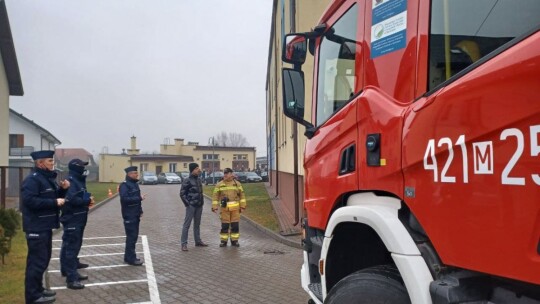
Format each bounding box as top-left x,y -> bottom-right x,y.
324,264 -> 410,304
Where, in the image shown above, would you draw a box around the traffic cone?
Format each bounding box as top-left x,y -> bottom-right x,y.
108,189 -> 113,198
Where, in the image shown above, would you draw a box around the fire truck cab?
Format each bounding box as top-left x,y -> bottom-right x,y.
281,0 -> 540,303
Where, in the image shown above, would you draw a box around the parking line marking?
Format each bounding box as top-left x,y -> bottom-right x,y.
48,264 -> 131,273
52,242 -> 141,250
142,235 -> 161,304
50,279 -> 148,290
51,251 -> 143,260
53,236 -> 127,241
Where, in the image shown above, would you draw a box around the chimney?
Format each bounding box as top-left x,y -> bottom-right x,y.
127,135 -> 140,155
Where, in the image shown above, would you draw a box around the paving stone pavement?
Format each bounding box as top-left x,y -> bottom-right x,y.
47,184 -> 310,304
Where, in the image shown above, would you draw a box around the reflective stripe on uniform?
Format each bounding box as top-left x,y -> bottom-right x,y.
220,233 -> 229,241
230,232 -> 240,241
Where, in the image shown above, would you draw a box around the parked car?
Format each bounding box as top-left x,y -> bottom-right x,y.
157,172 -> 182,184
204,172 -> 224,185
140,171 -> 158,185
175,171 -> 190,182
260,171 -> 268,182
233,171 -> 248,183
246,172 -> 262,183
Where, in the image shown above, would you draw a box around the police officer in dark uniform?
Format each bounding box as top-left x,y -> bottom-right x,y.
119,166 -> 145,266
59,159 -> 95,289
21,150 -> 70,304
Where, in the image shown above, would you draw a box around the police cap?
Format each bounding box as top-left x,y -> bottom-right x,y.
30,150 -> 55,160
124,166 -> 138,173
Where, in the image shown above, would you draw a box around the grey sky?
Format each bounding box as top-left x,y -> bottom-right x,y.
6,0 -> 272,156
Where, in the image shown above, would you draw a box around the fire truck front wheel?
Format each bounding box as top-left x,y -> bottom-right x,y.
324,264 -> 410,304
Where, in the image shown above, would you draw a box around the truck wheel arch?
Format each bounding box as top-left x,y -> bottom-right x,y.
321,192 -> 434,304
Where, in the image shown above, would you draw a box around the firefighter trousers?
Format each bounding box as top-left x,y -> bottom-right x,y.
220,209 -> 240,242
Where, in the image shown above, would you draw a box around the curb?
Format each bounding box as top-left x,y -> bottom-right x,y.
241,213 -> 302,249
203,194 -> 302,249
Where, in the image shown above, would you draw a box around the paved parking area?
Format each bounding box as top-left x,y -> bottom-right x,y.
47,184 -> 309,304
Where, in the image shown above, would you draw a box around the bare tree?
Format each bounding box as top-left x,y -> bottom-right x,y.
212,132 -> 249,147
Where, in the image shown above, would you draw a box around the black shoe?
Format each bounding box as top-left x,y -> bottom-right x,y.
219,241 -> 227,247
231,241 -> 240,247
77,262 -> 89,269
125,259 -> 144,266
181,244 -> 188,251
67,281 -> 85,290
61,272 -> 87,281
195,241 -> 208,247
33,295 -> 55,303
42,289 -> 56,297
78,274 -> 88,281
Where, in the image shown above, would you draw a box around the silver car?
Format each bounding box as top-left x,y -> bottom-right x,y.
140,171 -> 158,185
157,172 -> 182,184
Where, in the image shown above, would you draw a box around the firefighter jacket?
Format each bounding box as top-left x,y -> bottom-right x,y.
21,167 -> 66,232
60,170 -> 91,227
212,179 -> 246,211
119,176 -> 143,219
180,174 -> 203,207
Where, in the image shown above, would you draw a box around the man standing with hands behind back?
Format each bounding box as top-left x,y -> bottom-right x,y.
119,166 -> 145,266
21,150 -> 69,304
180,163 -> 208,251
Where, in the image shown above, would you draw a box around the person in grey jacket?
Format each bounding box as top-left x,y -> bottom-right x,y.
179,163 -> 208,251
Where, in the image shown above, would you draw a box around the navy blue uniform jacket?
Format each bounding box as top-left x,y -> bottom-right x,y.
119,177 -> 143,219
21,168 -> 67,232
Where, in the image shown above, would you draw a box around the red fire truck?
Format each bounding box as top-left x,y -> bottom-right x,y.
281,0 -> 540,303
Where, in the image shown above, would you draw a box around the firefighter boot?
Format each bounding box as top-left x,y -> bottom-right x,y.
219,241 -> 227,247
231,240 -> 240,247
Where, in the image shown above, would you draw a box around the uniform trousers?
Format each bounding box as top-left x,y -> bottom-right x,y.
60,224 -> 85,282
25,230 -> 52,304
123,217 -> 140,262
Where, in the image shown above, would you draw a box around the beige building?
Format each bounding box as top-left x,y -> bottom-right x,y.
0,0 -> 24,167
266,0 -> 330,229
99,136 -> 256,183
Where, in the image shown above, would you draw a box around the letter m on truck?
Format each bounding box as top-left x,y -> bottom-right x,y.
281,0 -> 540,303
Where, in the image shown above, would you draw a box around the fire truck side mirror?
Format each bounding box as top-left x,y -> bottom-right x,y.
282,34 -> 307,65
282,68 -> 313,131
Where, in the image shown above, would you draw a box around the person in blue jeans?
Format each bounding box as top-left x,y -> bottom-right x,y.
180,163 -> 208,251
60,159 -> 95,290
119,166 -> 145,265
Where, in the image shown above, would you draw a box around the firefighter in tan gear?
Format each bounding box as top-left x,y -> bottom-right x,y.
211,168 -> 246,247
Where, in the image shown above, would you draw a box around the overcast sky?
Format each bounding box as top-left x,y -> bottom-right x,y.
6,0 -> 272,156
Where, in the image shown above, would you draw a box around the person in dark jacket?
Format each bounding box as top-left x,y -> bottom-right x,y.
59,159 -> 95,290
179,163 -> 208,251
119,166 -> 145,266
21,150 -> 69,304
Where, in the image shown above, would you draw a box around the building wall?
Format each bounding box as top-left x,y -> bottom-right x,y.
267,0 -> 331,220
99,154 -> 131,183
100,137 -> 257,182
0,49 -> 9,166
9,113 -> 58,152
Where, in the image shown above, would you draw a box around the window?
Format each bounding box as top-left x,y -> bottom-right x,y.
428,0 -> 540,90
203,154 -> 219,160
140,163 -> 148,171
169,163 -> 177,172
316,4 -> 359,126
233,154 -> 248,160
9,134 -> 24,148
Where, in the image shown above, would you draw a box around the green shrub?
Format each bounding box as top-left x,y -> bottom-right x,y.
0,209 -> 18,239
